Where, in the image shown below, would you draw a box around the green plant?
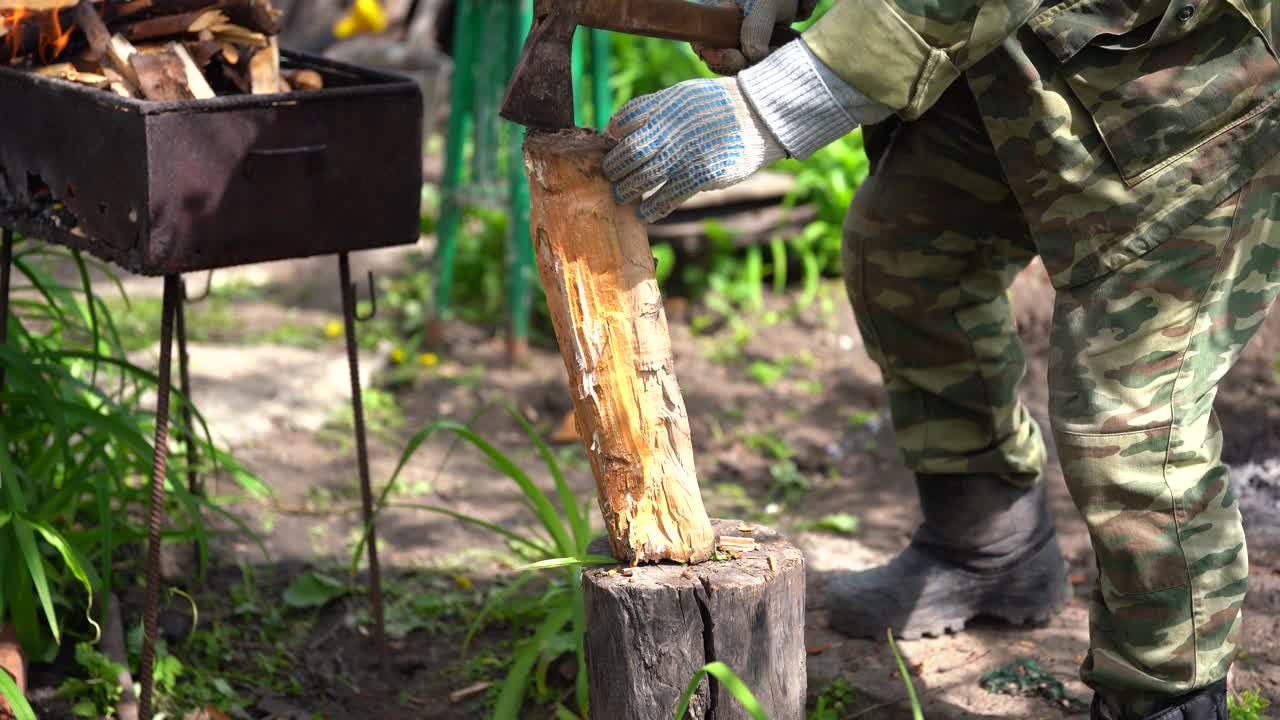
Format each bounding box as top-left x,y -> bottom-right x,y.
809,678 -> 855,720
1229,689 -> 1272,720
57,642 -> 127,718
352,405 -> 611,719
0,238 -> 264,714
978,658 -> 1087,712
803,513 -> 860,536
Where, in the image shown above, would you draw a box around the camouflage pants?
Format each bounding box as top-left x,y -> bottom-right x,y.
843,80 -> 1280,717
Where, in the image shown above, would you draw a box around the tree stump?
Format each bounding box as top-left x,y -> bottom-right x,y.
524,128 -> 715,564
583,519 -> 806,720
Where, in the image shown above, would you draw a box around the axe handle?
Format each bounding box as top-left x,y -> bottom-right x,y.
579,0 -> 781,48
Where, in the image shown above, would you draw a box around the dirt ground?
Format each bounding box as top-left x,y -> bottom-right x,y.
23,246 -> 1280,719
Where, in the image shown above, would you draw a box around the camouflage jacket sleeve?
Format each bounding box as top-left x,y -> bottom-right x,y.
802,0 -> 1043,119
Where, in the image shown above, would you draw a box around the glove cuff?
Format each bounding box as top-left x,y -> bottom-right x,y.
737,38 -> 893,159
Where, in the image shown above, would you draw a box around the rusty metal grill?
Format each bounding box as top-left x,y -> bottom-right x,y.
0,50 -> 424,274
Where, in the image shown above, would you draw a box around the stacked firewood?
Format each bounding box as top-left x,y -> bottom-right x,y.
0,0 -> 325,100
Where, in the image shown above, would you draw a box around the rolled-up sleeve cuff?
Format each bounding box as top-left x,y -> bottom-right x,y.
802,0 -> 961,120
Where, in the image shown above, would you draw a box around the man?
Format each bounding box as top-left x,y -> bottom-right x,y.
602,0 -> 1280,717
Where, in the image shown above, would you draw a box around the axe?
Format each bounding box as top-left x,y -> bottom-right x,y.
500,0 -> 798,130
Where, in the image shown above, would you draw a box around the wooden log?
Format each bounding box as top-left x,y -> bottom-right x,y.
73,0 -> 110,61
582,520 -> 806,720
524,128 -> 715,565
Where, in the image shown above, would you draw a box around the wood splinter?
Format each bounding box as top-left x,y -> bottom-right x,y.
525,128 -> 715,565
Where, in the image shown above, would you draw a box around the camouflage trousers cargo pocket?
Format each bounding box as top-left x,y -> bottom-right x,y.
1048,157 -> 1280,717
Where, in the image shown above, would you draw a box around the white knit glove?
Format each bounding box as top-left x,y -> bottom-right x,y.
690,0 -> 813,74
604,77 -> 786,223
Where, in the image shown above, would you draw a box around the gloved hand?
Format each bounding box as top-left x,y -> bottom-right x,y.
604,77 -> 786,223
690,0 -> 817,74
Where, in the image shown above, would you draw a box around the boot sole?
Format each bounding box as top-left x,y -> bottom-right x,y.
877,539 -> 1073,640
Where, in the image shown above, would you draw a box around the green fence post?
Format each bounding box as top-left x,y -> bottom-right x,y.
429,0 -> 477,346
505,0 -> 534,362
590,29 -> 612,130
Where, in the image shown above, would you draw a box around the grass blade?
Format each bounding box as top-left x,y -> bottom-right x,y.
506,405 -> 588,554
0,666 -> 35,720
517,555 -> 616,571
674,661 -> 769,720
492,603 -> 574,720
887,629 -> 925,720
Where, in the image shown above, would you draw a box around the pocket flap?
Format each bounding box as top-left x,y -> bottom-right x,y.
1030,0 -> 1168,61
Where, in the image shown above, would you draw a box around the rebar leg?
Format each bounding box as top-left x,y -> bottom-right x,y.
175,279 -> 202,581
339,253 -> 388,660
0,228 -> 13,398
138,275 -> 179,720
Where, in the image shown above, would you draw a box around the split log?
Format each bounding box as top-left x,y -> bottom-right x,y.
582,520 -> 806,720
524,128 -> 715,565
246,33 -> 276,92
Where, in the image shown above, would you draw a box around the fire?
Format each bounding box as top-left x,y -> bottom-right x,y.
0,1 -> 78,64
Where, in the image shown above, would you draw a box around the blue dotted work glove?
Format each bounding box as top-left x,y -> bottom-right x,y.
604,77 -> 786,223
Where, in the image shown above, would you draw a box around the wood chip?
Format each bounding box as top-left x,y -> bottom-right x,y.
768,553 -> 778,572
737,522 -> 756,533
806,643 -> 835,655
718,536 -> 756,552
448,681 -> 491,704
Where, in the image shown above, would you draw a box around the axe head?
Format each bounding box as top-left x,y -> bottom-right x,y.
500,0 -> 581,130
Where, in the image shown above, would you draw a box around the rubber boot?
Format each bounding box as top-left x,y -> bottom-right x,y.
826,473 -> 1070,639
1091,679 -> 1228,720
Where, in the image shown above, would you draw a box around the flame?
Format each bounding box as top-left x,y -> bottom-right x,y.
0,1 -> 77,64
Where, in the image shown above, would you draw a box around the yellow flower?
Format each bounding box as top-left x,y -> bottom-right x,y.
390,348 -> 407,364
418,352 -> 439,368
453,574 -> 474,590
325,320 -> 343,338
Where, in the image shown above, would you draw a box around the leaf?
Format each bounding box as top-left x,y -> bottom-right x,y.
282,570 -> 349,609
0,666 -> 35,720
673,662 -> 768,720
518,555 -> 617,571
811,513 -> 859,536
492,603 -> 574,720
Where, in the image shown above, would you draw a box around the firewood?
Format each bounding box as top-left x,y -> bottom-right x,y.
107,32 -> 140,86
169,41 -> 213,98
73,0 -> 110,61
247,35 -> 277,94
123,8 -> 226,43
525,129 -> 716,564
221,0 -> 278,34
182,38 -> 221,67
102,66 -> 137,96
284,68 -> 322,91
129,47 -> 192,100
219,41 -> 238,64
209,21 -> 266,47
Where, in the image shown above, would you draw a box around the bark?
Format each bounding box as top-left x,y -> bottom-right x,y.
582,520 -> 807,719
